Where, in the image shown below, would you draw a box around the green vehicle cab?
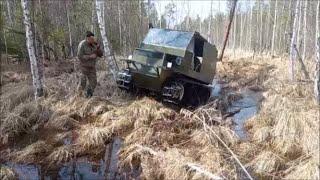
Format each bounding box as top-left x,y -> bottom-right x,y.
117,28 -> 218,106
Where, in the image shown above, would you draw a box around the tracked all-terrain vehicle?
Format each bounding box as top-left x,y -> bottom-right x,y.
116,28 -> 218,106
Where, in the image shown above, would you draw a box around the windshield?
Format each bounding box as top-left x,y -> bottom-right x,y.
129,63 -> 159,76
142,29 -> 193,49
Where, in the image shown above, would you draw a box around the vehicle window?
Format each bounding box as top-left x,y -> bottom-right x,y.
129,63 -> 158,76
136,49 -> 163,59
143,29 -> 193,49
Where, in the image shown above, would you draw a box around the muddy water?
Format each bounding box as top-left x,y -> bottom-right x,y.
228,89 -> 263,140
2,138 -> 124,180
211,80 -> 263,140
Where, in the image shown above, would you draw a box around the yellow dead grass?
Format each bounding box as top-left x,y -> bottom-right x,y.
12,140 -> 53,163
46,145 -> 74,165
0,165 -> 16,180
249,151 -> 285,175
284,153 -> 320,180
76,125 -> 112,150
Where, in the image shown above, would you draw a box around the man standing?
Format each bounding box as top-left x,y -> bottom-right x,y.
77,31 -> 103,98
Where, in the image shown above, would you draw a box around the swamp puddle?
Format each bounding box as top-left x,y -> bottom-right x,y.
2,137 -> 124,180
227,89 -> 263,140
211,80 -> 264,140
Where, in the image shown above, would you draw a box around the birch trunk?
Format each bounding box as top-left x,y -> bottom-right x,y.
91,1 -> 95,33
117,0 -> 122,54
240,12 -> 243,50
271,0 -> 278,56
289,0 -> 300,81
66,3 -> 73,57
278,1 -> 286,53
6,0 -> 12,25
249,3 -> 253,51
316,1 -> 319,52
266,3 -> 271,50
256,2 -> 260,53
21,0 -> 44,98
233,11 -> 237,56
259,1 -> 263,53
302,0 -> 308,60
297,1 -> 302,50
4,29 -> 8,63
315,37 -> 320,105
95,0 -> 119,81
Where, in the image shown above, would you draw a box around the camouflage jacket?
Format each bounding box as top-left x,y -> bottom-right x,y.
77,40 -> 101,69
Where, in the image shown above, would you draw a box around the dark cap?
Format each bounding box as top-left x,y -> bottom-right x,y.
86,31 -> 94,37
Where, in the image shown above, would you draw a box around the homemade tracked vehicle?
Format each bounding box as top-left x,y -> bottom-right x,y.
117,28 -> 218,106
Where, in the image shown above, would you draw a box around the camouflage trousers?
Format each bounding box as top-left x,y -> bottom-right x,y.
77,67 -> 97,94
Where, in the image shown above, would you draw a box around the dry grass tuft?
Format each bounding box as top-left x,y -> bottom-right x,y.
0,165 -> 16,180
252,126 -> 271,143
249,151 -> 285,175
284,154 -> 320,180
0,103 -> 50,143
46,145 -> 74,165
0,83 -> 34,115
46,114 -> 80,131
0,114 -> 28,143
76,125 -> 112,150
13,140 -> 53,163
80,96 -> 113,117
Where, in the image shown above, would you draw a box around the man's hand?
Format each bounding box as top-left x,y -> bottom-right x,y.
89,53 -> 97,59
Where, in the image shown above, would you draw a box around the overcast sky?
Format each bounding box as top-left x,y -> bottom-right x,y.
153,0 -> 254,23
154,0 -> 227,21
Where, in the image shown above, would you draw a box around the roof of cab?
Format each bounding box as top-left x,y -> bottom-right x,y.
140,28 -> 207,57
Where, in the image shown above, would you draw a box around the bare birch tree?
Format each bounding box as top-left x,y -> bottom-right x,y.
297,1 -> 303,50
302,0 -> 308,60
6,0 -> 12,25
289,0 -> 300,81
95,0 -> 118,81
271,0 -> 278,56
316,1 -> 319,51
315,37 -> 320,104
249,3 -> 253,51
66,1 -> 73,57
21,0 -> 44,98
117,0 -> 122,54
233,8 -> 237,56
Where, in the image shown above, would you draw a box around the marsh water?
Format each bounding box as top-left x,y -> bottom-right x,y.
211,80 -> 263,140
228,89 -> 263,140
2,137 -> 124,180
